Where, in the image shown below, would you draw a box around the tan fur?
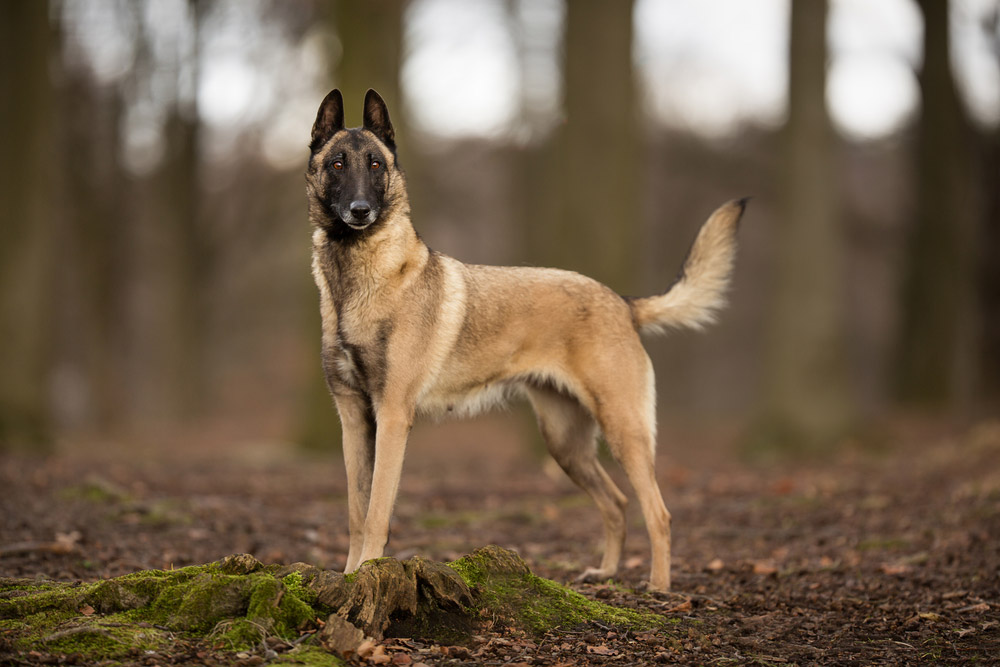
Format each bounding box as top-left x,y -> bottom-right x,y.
629,200 -> 745,334
307,90 -> 745,592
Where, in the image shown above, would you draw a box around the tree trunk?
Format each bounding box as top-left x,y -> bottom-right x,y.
0,0 -> 56,451
757,0 -> 854,451
894,0 -> 977,410
296,1 -> 405,452
533,0 -> 640,295
979,10 -> 1000,408
159,0 -> 210,421
58,71 -> 129,433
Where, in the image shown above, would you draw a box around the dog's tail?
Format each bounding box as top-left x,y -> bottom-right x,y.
629,198 -> 747,335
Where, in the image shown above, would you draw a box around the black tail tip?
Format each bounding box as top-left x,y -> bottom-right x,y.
736,196 -> 752,211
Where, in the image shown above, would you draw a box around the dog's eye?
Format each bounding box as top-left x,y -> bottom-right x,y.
332,160 -> 344,170
370,160 -> 381,169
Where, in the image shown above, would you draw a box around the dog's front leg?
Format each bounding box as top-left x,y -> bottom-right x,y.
354,408 -> 412,567
335,394 -> 376,574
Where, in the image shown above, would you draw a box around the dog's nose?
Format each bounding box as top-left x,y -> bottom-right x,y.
349,201 -> 371,220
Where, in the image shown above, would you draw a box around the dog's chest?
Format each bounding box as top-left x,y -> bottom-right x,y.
325,296 -> 394,395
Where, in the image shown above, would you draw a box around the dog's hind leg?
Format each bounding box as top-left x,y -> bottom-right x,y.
526,385 -> 628,584
334,394 -> 376,573
596,401 -> 672,592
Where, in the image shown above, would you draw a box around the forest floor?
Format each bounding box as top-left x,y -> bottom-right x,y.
1,415 -> 999,665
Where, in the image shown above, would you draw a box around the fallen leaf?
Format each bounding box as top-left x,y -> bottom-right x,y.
918,612 -> 943,622
356,639 -> 376,659
370,645 -> 391,665
391,652 -> 412,665
586,644 -> 617,656
663,599 -> 693,614
958,602 -> 990,613
54,531 -> 82,553
752,560 -> 778,575
880,562 -> 911,576
79,604 -> 95,616
443,646 -> 471,659
706,558 -> 724,572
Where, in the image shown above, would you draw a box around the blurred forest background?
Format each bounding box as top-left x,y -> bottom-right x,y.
1,0 -> 998,456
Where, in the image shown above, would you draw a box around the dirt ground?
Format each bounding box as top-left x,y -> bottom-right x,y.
2,415 -> 999,665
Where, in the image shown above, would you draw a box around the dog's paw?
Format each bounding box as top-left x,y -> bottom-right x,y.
640,578 -> 671,594
575,567 -> 616,584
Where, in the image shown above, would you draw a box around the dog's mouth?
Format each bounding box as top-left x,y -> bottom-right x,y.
332,204 -> 378,231
342,218 -> 373,230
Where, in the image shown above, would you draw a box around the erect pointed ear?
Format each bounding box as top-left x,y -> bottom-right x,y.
311,89 -> 344,152
363,88 -> 396,150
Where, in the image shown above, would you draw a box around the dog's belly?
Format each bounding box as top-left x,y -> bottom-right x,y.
417,375 -> 519,420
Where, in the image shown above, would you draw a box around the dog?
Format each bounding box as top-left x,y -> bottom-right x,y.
305,88 -> 745,592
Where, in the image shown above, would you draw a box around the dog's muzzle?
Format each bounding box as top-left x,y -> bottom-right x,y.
340,200 -> 376,229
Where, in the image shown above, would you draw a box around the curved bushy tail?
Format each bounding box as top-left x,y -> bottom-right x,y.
629,198 -> 747,335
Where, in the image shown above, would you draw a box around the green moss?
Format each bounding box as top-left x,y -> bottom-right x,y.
59,477 -> 130,504
3,547 -> 670,661
246,573 -> 316,637
272,645 -> 348,666
0,582 -> 89,618
211,618 -> 267,650
448,546 -> 668,636
857,537 -> 910,551
283,570 -> 317,606
43,628 -> 126,657
0,556 -> 323,661
519,574 -> 666,633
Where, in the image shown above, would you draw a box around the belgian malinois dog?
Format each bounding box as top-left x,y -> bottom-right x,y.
306,89 -> 745,591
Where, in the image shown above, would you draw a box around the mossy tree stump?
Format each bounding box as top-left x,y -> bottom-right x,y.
0,545 -> 669,663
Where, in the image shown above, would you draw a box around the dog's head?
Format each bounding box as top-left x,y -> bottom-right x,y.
306,89 -> 401,237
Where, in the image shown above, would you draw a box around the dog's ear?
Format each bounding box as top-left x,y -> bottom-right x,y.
311,89 -> 345,153
363,89 -> 396,150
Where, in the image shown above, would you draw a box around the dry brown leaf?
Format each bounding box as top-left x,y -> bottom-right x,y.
880,562 -> 911,576
753,560 -> 778,575
662,599 -> 693,614
370,645 -> 391,665
356,639 -> 376,659
79,604 -> 95,616
586,644 -> 617,656
706,558 -> 724,571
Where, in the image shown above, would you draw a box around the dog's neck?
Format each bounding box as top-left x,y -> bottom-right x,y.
312,208 -> 429,296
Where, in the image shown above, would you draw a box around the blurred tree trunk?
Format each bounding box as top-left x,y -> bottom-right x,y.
533,0 -> 640,294
160,0 -> 209,421
296,1 -> 405,452
894,0 -> 976,409
979,10 -> 1000,406
60,71 -> 129,433
982,129 -> 1000,406
0,1 -> 56,451
757,0 -> 854,451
